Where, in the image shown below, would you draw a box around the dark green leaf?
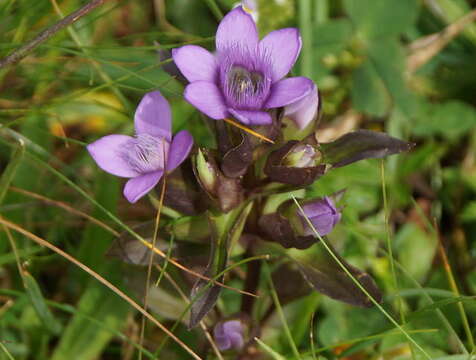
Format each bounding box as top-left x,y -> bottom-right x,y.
344,0 -> 419,39
292,242 -> 382,307
23,271 -> 62,335
319,130 -> 414,168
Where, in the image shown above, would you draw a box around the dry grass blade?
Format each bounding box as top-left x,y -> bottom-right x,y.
0,215 -> 202,360
0,0 -> 107,69
434,219 -> 475,351
155,264 -> 224,360
10,187 -> 256,298
407,8 -> 476,73
139,177 -> 167,360
10,186 -> 119,236
224,118 -> 275,144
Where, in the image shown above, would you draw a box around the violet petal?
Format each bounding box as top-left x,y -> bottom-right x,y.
123,170 -> 163,203
166,130 -> 194,172
184,81 -> 228,119
172,45 -> 217,83
87,135 -> 139,178
259,28 -> 302,82
265,77 -> 314,109
228,108 -> 272,125
284,83 -> 319,129
216,6 -> 258,51
134,91 -> 172,141
302,198 -> 336,218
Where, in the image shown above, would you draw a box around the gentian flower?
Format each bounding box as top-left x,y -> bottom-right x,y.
284,82 -> 319,129
172,6 -> 314,126
300,197 -> 341,236
87,91 -> 194,203
213,320 -> 244,351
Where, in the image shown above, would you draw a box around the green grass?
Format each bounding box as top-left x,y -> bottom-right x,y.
1,0 -> 476,359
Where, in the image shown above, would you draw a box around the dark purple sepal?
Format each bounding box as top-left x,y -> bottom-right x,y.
264,140 -> 326,186
294,242 -> 383,307
221,131 -> 253,178
258,213 -> 316,250
193,149 -> 244,213
162,160 -> 209,215
319,129 -> 414,168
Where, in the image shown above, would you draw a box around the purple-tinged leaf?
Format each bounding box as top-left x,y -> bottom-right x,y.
264,140 -> 326,186
258,213 -> 316,249
319,130 -> 414,168
272,264 -> 312,304
163,159 -> 209,215
293,242 -> 382,307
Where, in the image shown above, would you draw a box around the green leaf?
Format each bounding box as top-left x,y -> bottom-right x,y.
319,130 -> 413,168
51,280 -> 130,360
0,140 -> 24,205
395,223 -> 437,282
23,271 -> 62,335
289,242 -> 382,307
344,0 -> 419,39
413,100 -> 476,139
189,203 -> 252,328
366,41 -> 417,117
351,60 -> 391,116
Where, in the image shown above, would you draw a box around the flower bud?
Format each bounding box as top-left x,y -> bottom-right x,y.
299,197 -> 341,236
213,320 -> 244,351
283,144 -> 320,168
195,148 -> 218,195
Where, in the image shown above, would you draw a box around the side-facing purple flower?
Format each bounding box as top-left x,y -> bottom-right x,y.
300,197 -> 341,236
172,6 -> 314,126
284,82 -> 319,129
214,320 -> 244,351
87,91 -> 194,203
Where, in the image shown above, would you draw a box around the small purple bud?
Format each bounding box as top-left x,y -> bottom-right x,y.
300,197 -> 341,237
213,320 -> 244,351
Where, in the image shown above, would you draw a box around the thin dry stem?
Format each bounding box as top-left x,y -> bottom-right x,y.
0,0 -> 108,69
0,215 -> 202,360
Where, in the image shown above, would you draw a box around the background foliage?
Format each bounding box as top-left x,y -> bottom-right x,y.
1,0 -> 476,359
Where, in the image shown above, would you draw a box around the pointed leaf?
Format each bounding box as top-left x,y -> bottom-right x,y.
319,130 -> 414,168
291,242 -> 382,307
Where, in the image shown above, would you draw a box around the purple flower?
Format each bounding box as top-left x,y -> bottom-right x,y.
213,320 -> 244,351
87,91 -> 194,203
284,82 -> 319,129
300,197 -> 341,236
172,6 -> 314,126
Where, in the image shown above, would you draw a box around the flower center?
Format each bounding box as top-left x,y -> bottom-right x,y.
124,134 -> 167,174
227,65 -> 263,98
218,43 -> 273,110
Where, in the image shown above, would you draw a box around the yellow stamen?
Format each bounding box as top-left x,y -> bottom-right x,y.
224,118 -> 275,144
243,6 -> 253,14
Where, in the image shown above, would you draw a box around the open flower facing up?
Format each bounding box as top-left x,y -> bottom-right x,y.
87,91 -> 193,203
300,197 -> 341,236
172,6 -> 315,126
213,320 -> 244,351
